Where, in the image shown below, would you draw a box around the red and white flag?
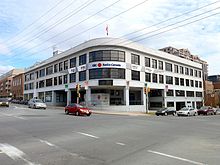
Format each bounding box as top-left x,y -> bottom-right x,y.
106,25 -> 109,36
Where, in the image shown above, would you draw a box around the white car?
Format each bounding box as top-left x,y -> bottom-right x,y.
177,107 -> 197,116
28,99 -> 46,109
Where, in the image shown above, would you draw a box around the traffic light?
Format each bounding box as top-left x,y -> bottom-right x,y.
144,87 -> 147,94
147,87 -> 150,93
76,84 -> 81,92
77,93 -> 81,98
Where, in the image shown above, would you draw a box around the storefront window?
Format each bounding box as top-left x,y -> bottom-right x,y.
89,50 -> 125,62
45,91 -> 52,102
89,68 -> 125,79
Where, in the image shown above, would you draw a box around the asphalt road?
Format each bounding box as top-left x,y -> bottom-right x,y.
0,104 -> 220,165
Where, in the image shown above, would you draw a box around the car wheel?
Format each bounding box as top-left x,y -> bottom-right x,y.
164,112 -> 168,116
65,110 -> 69,115
76,111 -> 80,116
33,105 -> 36,109
87,113 -> 91,116
187,113 -> 190,116
194,112 -> 197,116
173,112 -> 176,116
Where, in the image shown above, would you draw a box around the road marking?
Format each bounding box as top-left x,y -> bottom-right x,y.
0,151 -> 3,154
77,132 -> 99,139
0,143 -> 40,165
116,142 -> 126,146
1,113 -> 26,120
39,139 -> 56,147
148,150 -> 206,165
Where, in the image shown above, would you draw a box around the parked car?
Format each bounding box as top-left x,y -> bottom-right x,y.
215,108 -> 220,115
28,99 -> 46,109
155,107 -> 176,116
197,106 -> 215,115
0,98 -> 9,107
65,103 -> 91,116
177,107 -> 197,116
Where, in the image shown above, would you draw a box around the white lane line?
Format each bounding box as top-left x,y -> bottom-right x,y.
148,150 -> 206,165
77,132 -> 99,139
1,113 -> 26,120
39,139 -> 56,147
0,143 -> 40,165
116,142 -> 126,146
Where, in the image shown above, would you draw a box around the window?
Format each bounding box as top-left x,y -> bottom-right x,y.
131,54 -> 140,65
174,65 -> 178,73
190,80 -> 194,87
196,92 -> 202,97
186,79 -> 189,86
39,69 -> 45,77
145,57 -> 150,67
199,81 -> 202,88
195,81 -> 198,87
30,73 -> 34,80
89,69 -> 125,79
59,62 -> 63,72
167,102 -> 174,107
64,60 -> 68,70
70,57 -> 76,68
54,77 -> 57,86
166,76 -> 173,84
180,78 -> 184,86
176,90 -> 185,97
46,66 -> 53,75
165,62 -> 172,72
198,71 -> 202,78
63,75 -> 68,84
175,77 -> 179,85
46,78 -> 52,87
58,76 -> 62,85
45,91 -> 52,102
190,69 -> 193,76
131,70 -> 140,81
36,71 -> 39,79
159,61 -> 163,70
167,90 -> 174,96
195,70 -> 198,77
89,50 -> 125,62
180,66 -> 184,74
159,75 -> 164,83
79,71 -> 86,81
152,59 -> 157,69
152,73 -> 157,83
145,73 -> 151,82
79,54 -> 87,65
39,80 -> 45,88
69,73 -> 76,83
54,64 -> 58,73
99,80 -> 113,86
187,91 -> 194,97
185,68 -> 189,75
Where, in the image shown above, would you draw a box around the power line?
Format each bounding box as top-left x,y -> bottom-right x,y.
5,0 -> 65,43
8,0 -> 98,49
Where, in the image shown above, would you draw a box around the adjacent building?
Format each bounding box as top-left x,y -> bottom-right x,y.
0,69 -> 24,98
24,38 -> 203,112
11,73 -> 25,100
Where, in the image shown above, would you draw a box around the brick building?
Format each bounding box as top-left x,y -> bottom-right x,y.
11,73 -> 24,99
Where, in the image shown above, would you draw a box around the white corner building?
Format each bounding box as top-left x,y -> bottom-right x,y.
24,38 -> 203,112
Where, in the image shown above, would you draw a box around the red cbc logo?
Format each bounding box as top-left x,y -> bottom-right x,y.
98,63 -> 102,67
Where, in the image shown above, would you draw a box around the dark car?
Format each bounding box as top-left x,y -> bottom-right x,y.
197,106 -> 215,115
65,103 -> 91,116
0,98 -> 9,107
155,107 -> 176,116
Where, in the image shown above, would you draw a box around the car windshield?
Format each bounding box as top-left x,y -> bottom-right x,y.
35,99 -> 43,103
180,108 -> 189,111
0,98 -> 8,102
158,108 -> 167,112
200,106 -> 208,110
76,104 -> 84,108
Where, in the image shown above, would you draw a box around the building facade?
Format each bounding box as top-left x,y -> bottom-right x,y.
0,69 -> 24,98
24,38 -> 203,112
11,73 -> 24,100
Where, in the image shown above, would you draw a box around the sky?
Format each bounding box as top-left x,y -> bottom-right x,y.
0,0 -> 220,75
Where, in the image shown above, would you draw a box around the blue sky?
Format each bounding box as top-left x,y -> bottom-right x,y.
0,0 -> 220,75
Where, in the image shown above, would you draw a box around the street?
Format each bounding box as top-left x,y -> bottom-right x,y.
0,105 -> 220,165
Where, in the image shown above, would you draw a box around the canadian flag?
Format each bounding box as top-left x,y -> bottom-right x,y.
106,25 -> 109,36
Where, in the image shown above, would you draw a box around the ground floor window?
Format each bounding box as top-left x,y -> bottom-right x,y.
39,92 -> 44,101
129,90 -> 142,105
45,91 -> 52,102
167,102 -> 174,107
150,102 -> 162,108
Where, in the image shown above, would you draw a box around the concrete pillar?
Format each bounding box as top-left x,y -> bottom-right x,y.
124,87 -> 129,107
43,92 -> 46,102
86,87 -> 91,107
67,90 -> 71,105
164,89 -> 167,108
142,88 -> 147,113
52,91 -> 56,105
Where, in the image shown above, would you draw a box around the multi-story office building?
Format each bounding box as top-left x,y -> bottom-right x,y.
24,38 -> 203,112
159,46 -> 208,81
11,73 -> 24,99
0,69 -> 24,98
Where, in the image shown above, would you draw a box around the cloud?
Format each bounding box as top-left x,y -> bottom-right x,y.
0,65 -> 14,76
0,41 -> 11,55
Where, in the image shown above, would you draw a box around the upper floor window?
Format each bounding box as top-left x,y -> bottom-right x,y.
69,73 -> 76,83
198,71 -> 202,78
54,64 -> 58,73
180,66 -> 184,74
175,77 -> 179,85
70,57 -> 76,68
46,66 -> 53,75
185,68 -> 189,75
79,70 -> 86,81
131,70 -> 140,81
145,57 -> 150,67
190,69 -> 193,76
30,73 -> 34,80
63,75 -> 68,84
145,73 -> 151,82
152,59 -> 157,69
46,78 -> 52,87
166,76 -> 173,84
59,62 -> 63,72
79,54 -> 87,65
131,54 -> 140,65
89,50 -> 125,62
39,69 -> 45,77
158,61 -> 163,70
64,60 -> 68,70
186,79 -> 190,86
152,73 -> 158,83
195,70 -> 198,77
180,78 -> 184,86
159,75 -> 164,84
174,65 -> 178,73
89,68 -> 125,79
165,62 -> 172,72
